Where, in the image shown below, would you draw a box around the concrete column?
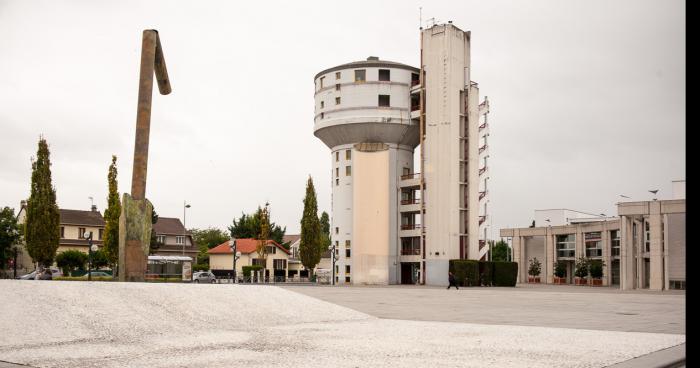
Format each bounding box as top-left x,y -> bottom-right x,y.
636,217 -> 644,289
620,216 -> 635,290
649,202 -> 663,291
545,229 -> 554,284
512,233 -> 522,283
601,224 -> 610,286
663,214 -> 669,290
575,225 -> 584,261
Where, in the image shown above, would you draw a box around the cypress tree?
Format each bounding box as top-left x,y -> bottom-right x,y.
300,176 -> 321,277
25,137 -> 60,267
103,155 -> 121,267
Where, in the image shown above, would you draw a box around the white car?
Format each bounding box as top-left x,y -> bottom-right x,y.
192,271 -> 216,283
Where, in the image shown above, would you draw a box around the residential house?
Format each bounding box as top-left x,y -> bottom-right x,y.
151,217 -> 198,262
208,238 -> 290,280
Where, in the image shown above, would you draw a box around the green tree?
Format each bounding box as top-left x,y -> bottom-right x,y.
55,250 -> 88,275
300,176 -> 321,277
256,202 -> 271,262
229,205 -> 287,247
25,138 -> 60,267
102,155 -> 121,268
490,240 -> 509,262
190,227 -> 229,264
319,211 -> 331,253
0,207 -> 21,269
91,248 -> 110,269
148,208 -> 162,255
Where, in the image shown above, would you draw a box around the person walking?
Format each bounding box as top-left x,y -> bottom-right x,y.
447,271 -> 459,290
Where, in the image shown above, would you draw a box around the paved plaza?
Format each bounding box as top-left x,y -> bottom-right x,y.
0,281 -> 685,367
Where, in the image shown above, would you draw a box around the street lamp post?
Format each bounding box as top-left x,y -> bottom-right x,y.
183,201 -> 191,256
229,238 -> 241,283
85,231 -> 94,281
329,243 -> 336,285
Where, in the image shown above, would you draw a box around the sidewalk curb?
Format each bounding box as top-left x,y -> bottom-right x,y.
606,343 -> 685,368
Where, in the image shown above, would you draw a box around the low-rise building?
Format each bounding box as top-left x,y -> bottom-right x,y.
208,238 -> 291,280
150,217 -> 197,262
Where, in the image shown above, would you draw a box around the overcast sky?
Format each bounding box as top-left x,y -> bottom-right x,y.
0,0 -> 685,236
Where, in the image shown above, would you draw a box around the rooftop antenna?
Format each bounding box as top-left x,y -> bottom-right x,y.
427,17 -> 437,28
88,196 -> 94,208
419,7 -> 422,29
649,189 -> 659,201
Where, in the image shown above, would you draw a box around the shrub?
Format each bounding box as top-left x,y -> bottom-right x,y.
54,276 -> 113,281
192,263 -> 209,272
493,262 -> 518,286
55,250 -> 88,276
528,258 -> 542,277
553,261 -> 567,278
574,257 -> 589,278
242,265 -> 264,277
449,260 -> 479,286
479,261 -> 495,286
589,260 -> 604,279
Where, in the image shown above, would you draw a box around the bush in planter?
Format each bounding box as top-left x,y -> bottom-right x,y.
574,257 -> 589,284
493,262 -> 518,286
554,261 -> 567,278
589,260 -> 604,285
528,258 -> 542,281
449,260 -> 479,286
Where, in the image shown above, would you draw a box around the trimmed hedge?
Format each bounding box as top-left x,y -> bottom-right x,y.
493,262 -> 518,286
449,260 -> 479,286
54,276 -> 113,282
449,260 -> 518,287
242,265 -> 264,277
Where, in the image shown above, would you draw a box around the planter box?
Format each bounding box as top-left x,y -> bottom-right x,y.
528,276 -> 541,283
590,278 -> 603,286
553,277 -> 567,284
574,277 -> 588,285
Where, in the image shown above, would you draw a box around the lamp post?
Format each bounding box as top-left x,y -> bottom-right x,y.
329,243 -> 336,285
229,238 -> 241,283
84,231 -> 96,281
183,201 -> 191,256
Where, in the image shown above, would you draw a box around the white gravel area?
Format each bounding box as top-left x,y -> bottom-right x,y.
0,281 -> 685,367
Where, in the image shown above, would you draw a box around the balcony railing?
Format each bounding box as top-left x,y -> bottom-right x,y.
411,79 -> 420,87
479,191 -> 487,200
479,240 -> 486,250
401,173 -> 420,180
411,104 -> 420,112
401,247 -> 421,256
479,216 -> 486,226
400,224 -> 422,230
479,144 -> 488,154
612,247 -> 620,257
479,167 -> 487,175
401,198 -> 420,205
479,122 -> 488,131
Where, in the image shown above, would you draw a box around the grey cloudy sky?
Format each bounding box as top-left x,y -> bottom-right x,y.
0,0 -> 685,236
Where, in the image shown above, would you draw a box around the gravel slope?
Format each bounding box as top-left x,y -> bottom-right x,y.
0,281 -> 685,367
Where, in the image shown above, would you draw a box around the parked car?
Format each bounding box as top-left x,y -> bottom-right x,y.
17,268 -> 62,280
192,271 -> 216,283
80,271 -> 111,279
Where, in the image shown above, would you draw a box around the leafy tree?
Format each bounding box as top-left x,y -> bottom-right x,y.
553,261 -> 567,278
319,211 -> 331,254
25,138 -> 60,267
148,208 -> 162,255
0,207 -> 21,270
300,176 -> 321,277
55,250 -> 88,275
528,257 -> 542,277
91,248 -> 110,269
256,202 -> 271,262
103,155 -> 121,268
574,256 -> 589,278
229,205 -> 287,247
589,259 -> 604,279
190,227 -> 229,264
490,240 -> 509,262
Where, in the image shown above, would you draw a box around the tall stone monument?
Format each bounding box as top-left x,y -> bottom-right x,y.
118,30 -> 172,281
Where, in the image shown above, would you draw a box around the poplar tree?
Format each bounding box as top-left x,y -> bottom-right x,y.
300,176 -> 321,277
103,155 -> 121,267
256,202 -> 270,262
319,211 -> 331,254
25,137 -> 60,267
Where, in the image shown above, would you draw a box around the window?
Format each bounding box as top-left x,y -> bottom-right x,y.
335,265 -> 339,274
556,234 -> 576,258
403,167 -> 410,176
320,100 -> 324,109
98,229 -> 104,240
611,230 -> 620,256
267,245 -> 277,255
644,220 -> 650,252
176,236 -> 185,245
335,84 -> 341,91
157,235 -> 165,244
336,276 -> 339,283
319,76 -> 325,88
346,165 -> 351,176
335,97 -> 341,105
335,167 -> 339,178
335,227 -> 339,234
585,232 -> 602,258
378,94 -> 390,107
252,258 -> 265,267
60,227 -> 65,238
346,150 -> 351,160
354,69 -> 366,82
378,69 -> 390,81
273,259 -> 286,270
335,151 -> 339,162
335,72 -> 341,79
401,237 -> 420,255
345,276 -> 351,283
78,228 -> 86,239
345,265 -> 351,273
345,240 -> 351,248
346,249 -> 351,257
320,112 -> 324,119
336,178 -> 339,186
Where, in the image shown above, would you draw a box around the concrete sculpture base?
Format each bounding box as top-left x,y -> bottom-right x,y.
118,193 -> 152,282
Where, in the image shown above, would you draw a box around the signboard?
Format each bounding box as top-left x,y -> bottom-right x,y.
182,261 -> 192,281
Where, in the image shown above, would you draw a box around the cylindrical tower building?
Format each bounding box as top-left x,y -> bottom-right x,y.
314,57 -> 420,285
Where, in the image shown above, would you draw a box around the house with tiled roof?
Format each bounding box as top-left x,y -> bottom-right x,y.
208,238 -> 291,280
151,217 -> 197,261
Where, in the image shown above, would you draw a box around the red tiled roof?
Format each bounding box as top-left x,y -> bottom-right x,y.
208,238 -> 290,255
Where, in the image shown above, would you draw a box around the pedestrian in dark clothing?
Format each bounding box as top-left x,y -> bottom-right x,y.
447,271 -> 459,290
